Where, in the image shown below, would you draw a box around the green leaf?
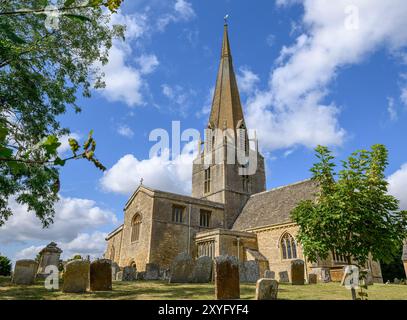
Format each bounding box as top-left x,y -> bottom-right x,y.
64,0 -> 76,7
41,135 -> 61,156
63,14 -> 92,23
54,157 -> 66,166
0,147 -> 13,158
0,126 -> 8,142
7,161 -> 25,175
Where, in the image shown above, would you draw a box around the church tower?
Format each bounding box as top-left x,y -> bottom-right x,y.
192,22 -> 266,228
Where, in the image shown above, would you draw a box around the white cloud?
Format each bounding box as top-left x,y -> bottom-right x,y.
246,0 -> 407,152
388,163 -> 407,211
401,87 -> 407,108
157,0 -> 196,31
162,84 -> 189,105
98,13 -> 158,107
136,54 -> 159,75
100,143 -> 197,195
117,125 -> 134,138
14,232 -> 108,261
387,97 -> 398,121
0,196 -> 117,245
237,67 -> 260,95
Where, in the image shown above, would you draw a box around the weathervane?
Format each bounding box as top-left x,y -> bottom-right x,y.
140,178 -> 144,185
224,14 -> 229,25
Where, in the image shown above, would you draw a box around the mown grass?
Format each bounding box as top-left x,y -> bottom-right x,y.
0,276 -> 406,300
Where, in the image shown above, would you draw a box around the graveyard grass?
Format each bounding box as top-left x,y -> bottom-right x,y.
1,276 -> 407,300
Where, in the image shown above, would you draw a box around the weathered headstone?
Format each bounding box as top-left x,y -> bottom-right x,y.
239,260 -> 260,283
291,259 -> 305,285
116,271 -> 123,281
145,263 -> 160,280
160,268 -> 170,281
12,260 -> 38,285
36,242 -> 62,279
308,273 -> 317,284
321,268 -> 331,283
214,255 -> 240,300
136,271 -> 145,280
255,278 -> 279,300
90,259 -> 112,291
192,256 -> 212,283
122,266 -> 137,281
278,271 -> 289,283
264,270 -> 275,279
62,260 -> 90,293
169,253 -> 195,283
111,262 -> 120,281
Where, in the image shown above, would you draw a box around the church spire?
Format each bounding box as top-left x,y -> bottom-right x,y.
208,22 -> 245,130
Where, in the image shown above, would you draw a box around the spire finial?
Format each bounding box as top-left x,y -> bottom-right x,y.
224,14 -> 229,25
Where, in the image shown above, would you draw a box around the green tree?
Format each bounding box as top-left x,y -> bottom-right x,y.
292,144 -> 407,299
0,0 -> 125,227
0,254 -> 12,276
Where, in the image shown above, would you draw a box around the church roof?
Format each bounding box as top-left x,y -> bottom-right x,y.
208,23 -> 245,130
232,179 -> 318,231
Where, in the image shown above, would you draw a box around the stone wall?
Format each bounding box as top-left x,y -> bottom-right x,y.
118,189 -> 155,270
149,195 -> 225,269
254,224 -> 306,282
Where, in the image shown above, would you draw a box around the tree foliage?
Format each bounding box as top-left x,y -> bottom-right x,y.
291,145 -> 407,267
0,254 -> 12,276
0,0 -> 125,227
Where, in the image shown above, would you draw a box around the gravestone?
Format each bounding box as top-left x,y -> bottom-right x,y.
116,271 -> 123,281
160,268 -> 170,281
278,271 -> 289,283
255,278 -> 279,300
308,273 -> 317,284
136,271 -> 145,280
36,242 -> 62,279
62,260 -> 90,293
90,259 -> 112,291
192,256 -> 212,283
291,259 -> 305,285
214,255 -> 240,300
264,270 -> 275,279
122,266 -> 137,281
145,263 -> 160,280
239,260 -> 260,283
321,268 -> 331,283
111,262 -> 120,281
169,253 -> 195,283
12,260 -> 38,285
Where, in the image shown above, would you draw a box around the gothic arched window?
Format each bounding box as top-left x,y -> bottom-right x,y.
131,214 -> 142,242
281,233 -> 297,260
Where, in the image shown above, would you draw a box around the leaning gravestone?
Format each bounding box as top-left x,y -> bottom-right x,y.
291,259 -> 305,285
36,242 -> 62,279
12,260 -> 38,285
192,256 -> 212,283
145,263 -> 160,280
264,270 -> 275,279
122,266 -> 137,281
255,278 -> 279,300
62,260 -> 90,293
239,260 -> 260,283
111,262 -> 120,281
169,253 -> 195,283
214,255 -> 240,300
90,259 -> 112,291
308,273 -> 317,284
278,271 -> 289,283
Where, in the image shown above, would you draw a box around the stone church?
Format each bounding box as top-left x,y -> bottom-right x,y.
105,24 -> 383,283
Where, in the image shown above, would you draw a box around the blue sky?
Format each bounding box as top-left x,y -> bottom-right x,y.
1,0 -> 407,262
